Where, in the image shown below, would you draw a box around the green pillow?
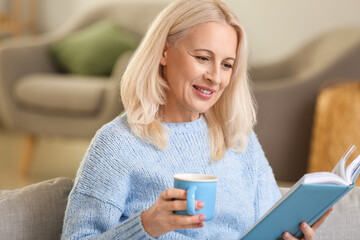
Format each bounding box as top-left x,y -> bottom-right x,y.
50,20 -> 139,76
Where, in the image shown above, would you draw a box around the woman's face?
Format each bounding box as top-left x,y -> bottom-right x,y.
160,21 -> 238,122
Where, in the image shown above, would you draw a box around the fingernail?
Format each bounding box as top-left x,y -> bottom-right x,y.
199,215 -> 206,221
283,232 -> 290,239
302,222 -> 309,229
197,201 -> 205,208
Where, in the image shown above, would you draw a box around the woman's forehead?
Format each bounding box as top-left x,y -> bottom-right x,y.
180,22 -> 238,58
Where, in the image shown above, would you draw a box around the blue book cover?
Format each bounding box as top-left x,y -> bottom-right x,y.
241,145 -> 360,240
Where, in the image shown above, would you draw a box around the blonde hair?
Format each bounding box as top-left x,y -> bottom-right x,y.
120,0 -> 256,160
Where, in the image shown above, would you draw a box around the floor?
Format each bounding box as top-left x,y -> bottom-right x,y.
0,128 -> 91,190
0,127 -> 294,190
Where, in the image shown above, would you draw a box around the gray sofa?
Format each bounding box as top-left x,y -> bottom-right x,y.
0,177 -> 359,240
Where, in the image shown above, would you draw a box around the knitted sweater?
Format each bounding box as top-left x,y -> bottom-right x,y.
61,113 -> 281,240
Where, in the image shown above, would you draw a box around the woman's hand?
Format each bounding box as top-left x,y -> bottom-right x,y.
141,188 -> 206,237
281,207 -> 333,240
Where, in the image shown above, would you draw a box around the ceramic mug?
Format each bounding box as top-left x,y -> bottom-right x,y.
173,173 -> 219,221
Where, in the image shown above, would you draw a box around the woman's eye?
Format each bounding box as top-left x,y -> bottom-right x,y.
196,56 -> 209,62
222,62 -> 233,69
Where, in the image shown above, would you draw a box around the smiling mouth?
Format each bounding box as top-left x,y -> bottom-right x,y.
193,85 -> 213,94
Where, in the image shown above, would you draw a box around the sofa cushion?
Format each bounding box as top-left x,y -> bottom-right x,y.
0,177 -> 74,240
316,186 -> 360,239
49,19 -> 139,76
280,186 -> 360,240
13,73 -> 107,115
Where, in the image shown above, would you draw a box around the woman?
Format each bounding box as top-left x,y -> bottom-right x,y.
61,0 -> 330,239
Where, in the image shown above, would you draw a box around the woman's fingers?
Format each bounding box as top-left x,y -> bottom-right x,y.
165,199 -> 205,211
169,214 -> 206,226
282,222 -> 317,240
176,221 -> 205,230
141,188 -> 207,237
282,232 -> 298,240
161,188 -> 187,200
300,222 -> 315,239
160,188 -> 205,211
282,206 -> 333,240
195,200 -> 205,210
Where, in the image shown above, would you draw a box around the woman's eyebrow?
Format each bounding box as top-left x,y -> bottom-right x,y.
194,49 -> 235,61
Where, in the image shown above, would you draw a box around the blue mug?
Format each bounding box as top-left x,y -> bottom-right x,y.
173,173 -> 218,221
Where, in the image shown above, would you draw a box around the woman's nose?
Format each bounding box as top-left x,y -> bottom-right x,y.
204,65 -> 221,84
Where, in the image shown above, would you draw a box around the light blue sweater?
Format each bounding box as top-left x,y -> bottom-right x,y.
62,113 -> 281,239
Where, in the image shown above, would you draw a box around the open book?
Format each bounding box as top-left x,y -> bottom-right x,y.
241,145 -> 360,240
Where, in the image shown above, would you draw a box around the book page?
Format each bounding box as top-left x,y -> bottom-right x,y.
332,145 -> 356,181
302,172 -> 348,185
345,154 -> 360,183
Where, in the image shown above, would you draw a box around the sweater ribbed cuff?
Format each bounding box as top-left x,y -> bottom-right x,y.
113,211 -> 157,240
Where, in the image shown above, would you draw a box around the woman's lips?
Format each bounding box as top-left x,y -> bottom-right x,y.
193,85 -> 216,99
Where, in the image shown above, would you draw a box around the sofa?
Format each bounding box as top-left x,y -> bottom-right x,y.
0,177 -> 359,240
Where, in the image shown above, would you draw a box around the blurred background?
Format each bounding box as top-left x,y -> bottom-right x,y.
1,0 -> 360,190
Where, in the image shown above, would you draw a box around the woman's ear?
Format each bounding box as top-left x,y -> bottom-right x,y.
160,42 -> 169,66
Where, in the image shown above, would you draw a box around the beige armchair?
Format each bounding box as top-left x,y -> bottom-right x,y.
0,1 -> 167,174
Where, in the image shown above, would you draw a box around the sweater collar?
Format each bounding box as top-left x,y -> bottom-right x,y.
162,114 -> 207,133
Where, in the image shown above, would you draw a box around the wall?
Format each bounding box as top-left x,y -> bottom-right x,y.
37,0 -> 75,34
70,0 -> 360,65
28,0 -> 360,65
227,0 -> 360,65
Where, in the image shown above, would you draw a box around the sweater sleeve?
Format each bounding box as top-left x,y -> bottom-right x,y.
61,123 -> 156,240
249,133 -> 282,222
61,192 -> 154,240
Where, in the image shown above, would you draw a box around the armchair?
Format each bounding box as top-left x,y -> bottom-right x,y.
0,1 -> 167,174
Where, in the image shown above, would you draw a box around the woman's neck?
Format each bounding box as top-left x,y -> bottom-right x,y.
161,111 -> 200,123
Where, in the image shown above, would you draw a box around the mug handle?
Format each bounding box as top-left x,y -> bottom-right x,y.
186,186 -> 197,215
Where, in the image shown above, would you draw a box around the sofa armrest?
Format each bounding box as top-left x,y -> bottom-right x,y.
0,35 -> 61,125
0,177 -> 74,240
0,35 -> 59,88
